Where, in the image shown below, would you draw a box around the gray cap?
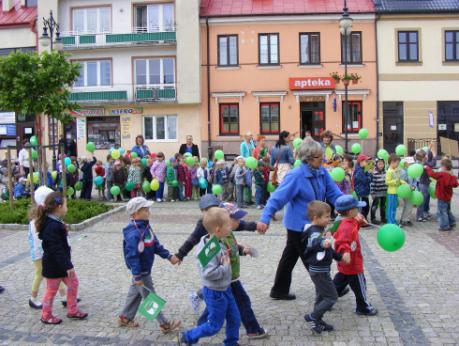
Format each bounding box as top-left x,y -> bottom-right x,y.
126,197 -> 153,215
199,194 -> 220,210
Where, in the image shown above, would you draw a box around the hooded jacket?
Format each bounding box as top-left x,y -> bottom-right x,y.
333,217 -> 363,275
425,167 -> 458,202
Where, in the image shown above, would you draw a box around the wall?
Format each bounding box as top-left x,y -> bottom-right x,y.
0,28 -> 35,49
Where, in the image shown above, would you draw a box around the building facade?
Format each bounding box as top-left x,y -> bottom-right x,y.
38,0 -> 201,161
375,0 -> 459,154
200,0 -> 378,156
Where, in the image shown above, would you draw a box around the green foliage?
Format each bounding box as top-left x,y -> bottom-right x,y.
0,51 -> 81,124
0,198 -> 111,225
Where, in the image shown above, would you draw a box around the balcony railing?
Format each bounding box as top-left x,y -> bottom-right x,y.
62,27 -> 176,49
135,85 -> 176,102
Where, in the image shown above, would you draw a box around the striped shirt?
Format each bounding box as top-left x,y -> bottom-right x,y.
370,170 -> 387,197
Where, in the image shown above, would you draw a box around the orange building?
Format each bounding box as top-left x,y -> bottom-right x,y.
200,0 -> 377,156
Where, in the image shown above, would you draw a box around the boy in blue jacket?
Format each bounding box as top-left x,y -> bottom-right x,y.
118,197 -> 181,332
353,154 -> 372,221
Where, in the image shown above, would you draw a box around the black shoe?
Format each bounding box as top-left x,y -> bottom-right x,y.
29,298 -> 42,309
304,314 -> 324,334
62,298 -> 81,307
338,287 -> 350,298
0,286 -> 4,294
270,291 -> 296,300
356,307 -> 378,316
177,333 -> 191,346
381,219 -> 387,224
319,319 -> 334,332
371,219 -> 380,225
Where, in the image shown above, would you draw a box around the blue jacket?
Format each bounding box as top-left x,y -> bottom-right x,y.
131,145 -> 150,159
353,165 -> 371,197
260,163 -> 342,232
270,145 -> 294,166
123,220 -> 171,280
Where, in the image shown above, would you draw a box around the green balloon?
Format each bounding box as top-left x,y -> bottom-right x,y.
212,184 -> 223,195
166,159 -> 171,167
67,164 -> 76,173
429,183 -> 436,199
330,167 -> 345,183
245,156 -> 258,169
294,159 -> 301,168
351,143 -> 361,154
214,150 -> 224,160
377,224 -> 406,252
293,137 -> 302,150
86,142 -> 96,153
142,180 -> 151,193
185,156 -> 195,167
183,152 -> 192,158
31,149 -> 38,160
396,184 -> 412,199
130,152 -> 138,159
171,180 -> 179,188
110,185 -> 121,196
111,149 -> 120,159
30,135 -> 38,147
377,149 -> 389,161
400,159 -> 406,169
32,172 -> 40,184
267,182 -> 276,193
410,190 -> 424,206
358,128 -> 369,139
335,145 -> 344,155
407,163 -> 424,179
75,181 -> 83,191
125,181 -> 135,191
66,187 -> 75,197
150,179 -> 160,191
395,144 -> 407,157
141,158 -> 148,167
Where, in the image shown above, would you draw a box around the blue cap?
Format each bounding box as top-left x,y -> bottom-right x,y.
219,202 -> 248,220
335,195 -> 366,213
199,194 -> 220,210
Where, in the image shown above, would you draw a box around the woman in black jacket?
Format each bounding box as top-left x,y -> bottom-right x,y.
35,192 -> 87,324
179,135 -> 200,158
80,156 -> 97,200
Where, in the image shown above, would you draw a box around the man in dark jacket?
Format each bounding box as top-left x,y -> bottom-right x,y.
80,156 -> 96,200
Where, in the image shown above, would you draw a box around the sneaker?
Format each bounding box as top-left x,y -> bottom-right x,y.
256,205 -> 262,210
247,329 -> 269,339
156,198 -> 162,203
29,298 -> 42,310
118,316 -> 139,328
319,319 -> 334,332
159,319 -> 181,334
417,218 -> 427,222
177,332 -> 191,346
356,307 -> 378,316
304,314 -> 324,334
189,292 -> 202,315
338,287 -> 350,298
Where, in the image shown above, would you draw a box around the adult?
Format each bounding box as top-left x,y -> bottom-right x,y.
18,139 -> 30,177
58,134 -> 77,158
131,135 -> 150,158
240,132 -> 255,158
252,135 -> 269,160
258,138 -> 343,300
179,135 -> 200,158
320,131 -> 336,163
270,131 -> 294,185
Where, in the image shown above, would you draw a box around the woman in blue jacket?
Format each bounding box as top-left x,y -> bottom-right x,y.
131,135 -> 150,158
258,137 -> 343,300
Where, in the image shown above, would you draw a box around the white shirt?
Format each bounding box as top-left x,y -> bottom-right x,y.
18,148 -> 30,168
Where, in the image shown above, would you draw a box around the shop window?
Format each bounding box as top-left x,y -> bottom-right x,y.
134,3 -> 174,32
259,33 -> 279,65
86,116 -> 120,149
72,7 -> 111,33
342,101 -> 362,133
143,115 -> 177,141
218,35 -> 238,66
260,103 -> 280,135
341,32 -> 362,64
445,30 -> 459,61
299,33 -> 320,65
219,104 -> 239,135
74,60 -> 111,87
134,58 -> 175,86
398,31 -> 419,62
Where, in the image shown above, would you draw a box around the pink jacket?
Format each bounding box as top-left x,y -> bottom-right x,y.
150,160 -> 166,183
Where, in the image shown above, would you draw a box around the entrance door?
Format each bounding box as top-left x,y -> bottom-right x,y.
301,102 -> 325,141
383,102 -> 404,153
438,102 -> 459,154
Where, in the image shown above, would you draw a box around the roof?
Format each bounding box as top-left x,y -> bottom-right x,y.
374,0 -> 459,13
200,0 -> 375,17
0,0 -> 37,27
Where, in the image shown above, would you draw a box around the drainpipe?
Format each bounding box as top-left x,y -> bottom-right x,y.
374,14 -> 380,154
206,17 -> 212,158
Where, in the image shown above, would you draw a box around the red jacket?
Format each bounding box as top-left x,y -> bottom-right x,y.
333,217 -> 363,275
425,167 -> 458,202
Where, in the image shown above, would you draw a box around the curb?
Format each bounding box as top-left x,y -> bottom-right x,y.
0,204 -> 126,231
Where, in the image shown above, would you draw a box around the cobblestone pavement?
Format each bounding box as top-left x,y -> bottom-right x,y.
1,195 -> 459,346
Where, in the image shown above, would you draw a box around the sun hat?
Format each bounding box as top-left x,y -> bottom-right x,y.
335,195 -> 366,213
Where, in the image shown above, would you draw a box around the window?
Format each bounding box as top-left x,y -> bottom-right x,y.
87,117 -> 120,149
218,35 -> 238,66
74,60 -> 111,87
134,58 -> 175,86
341,32 -> 362,64
259,34 -> 279,65
135,3 -> 174,32
72,7 -> 111,33
143,115 -> 177,141
342,101 -> 362,133
398,31 -> 419,62
219,104 -> 239,135
299,33 -> 320,65
445,30 -> 459,61
260,103 -> 280,135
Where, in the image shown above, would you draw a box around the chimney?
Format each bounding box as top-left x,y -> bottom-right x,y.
2,0 -> 15,12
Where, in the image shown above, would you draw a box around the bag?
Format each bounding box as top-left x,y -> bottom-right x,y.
271,149 -> 281,186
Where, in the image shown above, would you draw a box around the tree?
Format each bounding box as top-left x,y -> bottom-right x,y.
0,50 -> 80,124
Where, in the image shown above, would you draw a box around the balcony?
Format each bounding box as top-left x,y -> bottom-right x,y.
61,27 -> 176,50
135,85 -> 176,102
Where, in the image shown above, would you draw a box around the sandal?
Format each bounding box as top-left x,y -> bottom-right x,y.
41,316 -> 62,325
118,316 -> 140,328
160,319 -> 181,334
67,311 -> 88,320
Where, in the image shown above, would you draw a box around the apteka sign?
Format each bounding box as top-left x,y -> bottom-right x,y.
289,77 -> 335,90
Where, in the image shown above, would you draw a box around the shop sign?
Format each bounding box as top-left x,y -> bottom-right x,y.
289,77 -> 335,90
121,116 -> 132,140
0,112 -> 15,124
71,108 -> 105,117
77,118 -> 86,140
111,107 -> 143,115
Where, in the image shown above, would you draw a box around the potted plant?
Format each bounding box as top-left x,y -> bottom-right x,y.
330,72 -> 341,84
342,74 -> 352,86
350,73 -> 361,84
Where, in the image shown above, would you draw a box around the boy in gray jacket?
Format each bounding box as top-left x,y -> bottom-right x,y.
178,208 -> 241,346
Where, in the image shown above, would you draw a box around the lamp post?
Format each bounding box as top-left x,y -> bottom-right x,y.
40,11 -> 63,171
339,0 -> 353,153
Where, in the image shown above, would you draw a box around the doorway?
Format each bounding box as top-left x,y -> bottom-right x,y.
383,102 -> 404,154
300,102 -> 325,141
437,101 -> 459,155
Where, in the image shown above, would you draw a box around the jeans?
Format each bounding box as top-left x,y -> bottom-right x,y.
387,194 -> 398,224
155,182 -> 165,200
416,184 -> 429,219
255,185 -> 264,206
178,183 -> 184,201
437,199 -> 456,230
236,185 -> 244,208
184,286 -> 240,346
42,275 -> 79,320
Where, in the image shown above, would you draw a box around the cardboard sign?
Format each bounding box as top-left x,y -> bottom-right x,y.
198,235 -> 221,267
289,77 -> 335,90
138,292 -> 166,321
440,136 -> 459,157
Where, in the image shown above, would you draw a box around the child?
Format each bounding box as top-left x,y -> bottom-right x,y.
333,195 -> 378,316
302,201 -> 350,333
214,160 -> 229,200
244,165 -> 253,206
234,156 -> 246,208
353,154 -> 372,220
166,157 -> 178,202
253,161 -> 266,209
104,155 -> 114,201
128,158 -> 142,198
112,160 -> 127,202
13,177 -> 27,199
80,156 -> 96,200
28,186 -> 66,310
36,192 -> 87,324
337,155 -> 354,194
95,160 -> 106,201
385,154 -> 404,224
184,160 -> 193,201
191,157 -> 200,200
415,149 -> 434,222
370,158 -> 387,224
177,156 -> 187,202
425,158 -> 459,231
400,158 -> 416,226
150,152 -> 166,202
142,157 -> 155,200
178,208 -> 241,346
118,197 -> 181,331
197,158 -> 211,196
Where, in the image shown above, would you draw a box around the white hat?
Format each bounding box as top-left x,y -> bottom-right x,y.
126,197 -> 153,215
34,186 -> 54,206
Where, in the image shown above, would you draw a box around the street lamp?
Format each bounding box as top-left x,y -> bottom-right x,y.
40,11 -> 62,170
339,0 -> 353,153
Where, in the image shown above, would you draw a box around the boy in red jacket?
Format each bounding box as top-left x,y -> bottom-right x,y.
333,195 -> 378,316
425,158 -> 459,231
